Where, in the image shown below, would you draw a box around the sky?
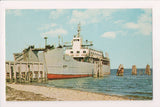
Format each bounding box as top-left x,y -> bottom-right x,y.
5,9 -> 152,69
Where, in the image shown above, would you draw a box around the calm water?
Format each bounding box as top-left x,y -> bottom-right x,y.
39,69 -> 152,100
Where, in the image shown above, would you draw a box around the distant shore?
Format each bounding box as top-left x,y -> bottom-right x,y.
6,83 -> 131,101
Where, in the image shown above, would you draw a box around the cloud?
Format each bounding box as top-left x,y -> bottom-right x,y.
138,11 -> 152,23
42,28 -> 68,37
125,22 -> 139,29
116,31 -> 128,36
38,23 -> 57,30
69,10 -> 98,25
69,9 -> 117,25
6,9 -> 22,16
137,23 -> 152,35
125,9 -> 152,36
101,32 -> 116,39
114,20 -> 125,24
48,9 -> 117,25
49,9 -> 69,19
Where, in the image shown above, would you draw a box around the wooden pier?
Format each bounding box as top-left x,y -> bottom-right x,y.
6,61 -> 47,83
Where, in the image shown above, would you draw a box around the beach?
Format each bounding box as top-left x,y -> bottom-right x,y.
6,85 -> 56,101
6,83 -> 130,101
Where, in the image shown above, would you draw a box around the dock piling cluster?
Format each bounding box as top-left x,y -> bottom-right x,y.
116,64 -> 151,76
6,61 -> 47,83
93,60 -> 103,78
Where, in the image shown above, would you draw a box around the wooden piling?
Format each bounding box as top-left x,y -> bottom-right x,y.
117,64 -> 124,76
9,62 -> 12,83
93,62 -> 98,78
139,70 -> 143,75
145,64 -> 151,75
132,65 -> 137,75
98,60 -> 103,77
13,62 -> 16,83
93,60 -> 103,78
19,71 -> 21,83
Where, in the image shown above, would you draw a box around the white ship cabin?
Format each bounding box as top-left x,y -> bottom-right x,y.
65,36 -> 103,59
65,24 -> 109,65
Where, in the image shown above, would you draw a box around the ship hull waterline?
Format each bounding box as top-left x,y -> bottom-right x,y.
47,71 -> 111,79
47,74 -> 93,79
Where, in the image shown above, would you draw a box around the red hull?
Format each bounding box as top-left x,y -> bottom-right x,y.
47,74 -> 92,79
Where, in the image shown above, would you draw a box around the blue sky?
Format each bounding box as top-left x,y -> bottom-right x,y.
5,9 -> 152,69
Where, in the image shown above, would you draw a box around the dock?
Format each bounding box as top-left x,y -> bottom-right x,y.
6,61 -> 47,83
93,60 -> 103,78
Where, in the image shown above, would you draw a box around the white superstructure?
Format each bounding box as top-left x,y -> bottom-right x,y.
65,36 -> 90,58
65,23 -> 107,62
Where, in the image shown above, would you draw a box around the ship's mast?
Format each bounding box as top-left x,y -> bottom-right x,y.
77,23 -> 81,37
58,35 -> 60,46
44,37 -> 48,47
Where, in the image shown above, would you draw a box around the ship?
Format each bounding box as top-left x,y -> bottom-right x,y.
13,24 -> 110,79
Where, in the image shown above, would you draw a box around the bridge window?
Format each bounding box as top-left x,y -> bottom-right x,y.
77,51 -> 80,53
74,39 -> 79,41
70,51 -> 73,53
83,51 -> 86,53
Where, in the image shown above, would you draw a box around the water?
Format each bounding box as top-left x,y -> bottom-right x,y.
39,69 -> 152,100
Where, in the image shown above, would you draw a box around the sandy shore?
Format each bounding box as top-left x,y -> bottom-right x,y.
6,86 -> 57,101
6,83 -> 130,101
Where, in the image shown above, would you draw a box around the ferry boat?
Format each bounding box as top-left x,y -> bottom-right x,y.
13,24 -> 110,79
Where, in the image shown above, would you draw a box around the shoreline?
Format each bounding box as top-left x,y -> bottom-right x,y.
6,83 -> 131,101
